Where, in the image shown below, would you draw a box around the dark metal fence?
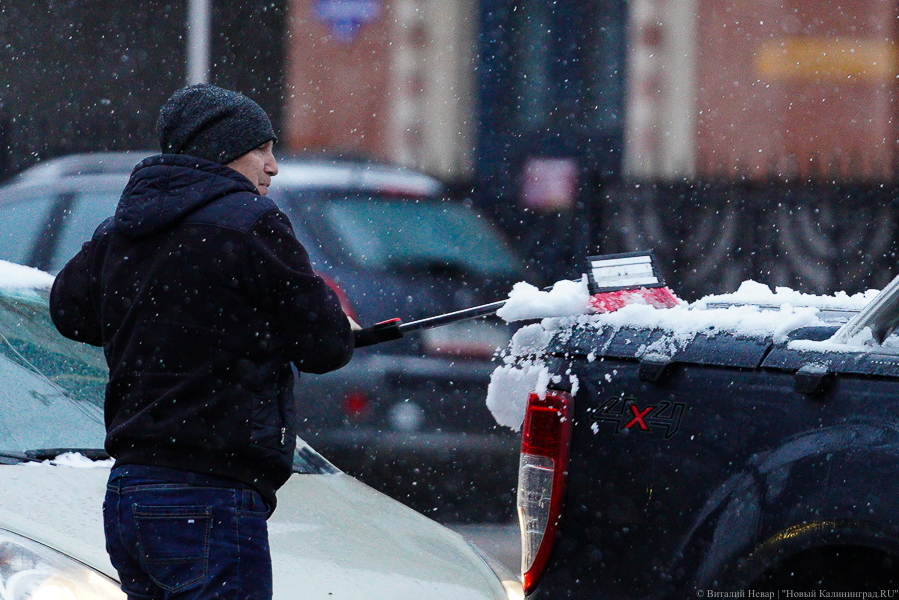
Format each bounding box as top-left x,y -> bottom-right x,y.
492,181 -> 899,302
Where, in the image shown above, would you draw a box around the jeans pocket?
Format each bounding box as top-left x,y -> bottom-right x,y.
134,504 -> 212,593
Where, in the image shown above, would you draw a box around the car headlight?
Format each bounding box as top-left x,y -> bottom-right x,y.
0,530 -> 125,600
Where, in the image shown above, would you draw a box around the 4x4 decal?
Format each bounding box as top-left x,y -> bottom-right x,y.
592,397 -> 685,439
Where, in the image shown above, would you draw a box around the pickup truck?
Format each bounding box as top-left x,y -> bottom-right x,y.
496,274 -> 899,598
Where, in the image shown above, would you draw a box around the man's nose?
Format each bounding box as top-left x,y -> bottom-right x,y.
267,157 -> 279,176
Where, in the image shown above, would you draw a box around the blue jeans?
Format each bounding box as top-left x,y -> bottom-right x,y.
104,465 -> 272,600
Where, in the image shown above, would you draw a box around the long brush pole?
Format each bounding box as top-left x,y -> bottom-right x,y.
353,251 -> 678,349
354,300 -> 508,348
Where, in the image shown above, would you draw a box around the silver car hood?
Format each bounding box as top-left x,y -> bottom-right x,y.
0,464 -> 508,600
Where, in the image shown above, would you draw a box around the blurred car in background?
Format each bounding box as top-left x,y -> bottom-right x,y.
0,152 -> 528,523
0,260 -> 520,600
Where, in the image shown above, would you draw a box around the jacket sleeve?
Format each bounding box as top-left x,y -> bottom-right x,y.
245,209 -> 354,374
49,241 -> 103,346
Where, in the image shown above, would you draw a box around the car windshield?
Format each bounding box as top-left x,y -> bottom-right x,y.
0,288 -> 107,454
278,191 -> 523,278
0,284 -> 336,474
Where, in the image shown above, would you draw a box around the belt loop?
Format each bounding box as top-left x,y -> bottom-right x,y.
107,468 -> 121,493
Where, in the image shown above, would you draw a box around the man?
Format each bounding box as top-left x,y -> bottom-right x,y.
49,84 -> 356,600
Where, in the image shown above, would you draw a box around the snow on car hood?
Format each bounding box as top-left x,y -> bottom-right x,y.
486,278 -> 880,431
271,474 -> 507,599
0,261 -> 55,289
0,261 -> 55,300
0,463 -> 114,576
0,463 -> 507,600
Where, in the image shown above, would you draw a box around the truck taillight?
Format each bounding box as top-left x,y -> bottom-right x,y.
517,389 -> 573,595
342,391 -> 370,421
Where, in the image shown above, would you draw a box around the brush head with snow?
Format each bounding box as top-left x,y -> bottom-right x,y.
495,277 -> 592,322
495,275 -> 681,323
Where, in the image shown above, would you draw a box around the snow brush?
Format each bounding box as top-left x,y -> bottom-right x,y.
353,251 -> 680,348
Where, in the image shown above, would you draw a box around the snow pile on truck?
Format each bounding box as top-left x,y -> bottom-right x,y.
486,279 -> 879,431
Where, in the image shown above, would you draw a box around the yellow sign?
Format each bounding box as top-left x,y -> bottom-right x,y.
755,37 -> 898,81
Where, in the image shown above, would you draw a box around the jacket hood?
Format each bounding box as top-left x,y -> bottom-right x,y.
114,154 -> 257,238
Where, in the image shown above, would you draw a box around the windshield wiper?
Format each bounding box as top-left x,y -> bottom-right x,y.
0,448 -> 110,464
0,451 -> 41,463
24,448 -> 109,461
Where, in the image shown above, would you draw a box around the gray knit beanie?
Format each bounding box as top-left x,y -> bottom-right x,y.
157,84 -> 277,164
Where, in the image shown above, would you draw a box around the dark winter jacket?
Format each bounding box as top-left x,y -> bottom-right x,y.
49,154 -> 354,509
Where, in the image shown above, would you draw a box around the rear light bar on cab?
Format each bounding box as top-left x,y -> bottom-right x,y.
517,389 -> 574,595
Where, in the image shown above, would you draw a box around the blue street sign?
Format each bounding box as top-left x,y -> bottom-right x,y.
314,0 -> 382,44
